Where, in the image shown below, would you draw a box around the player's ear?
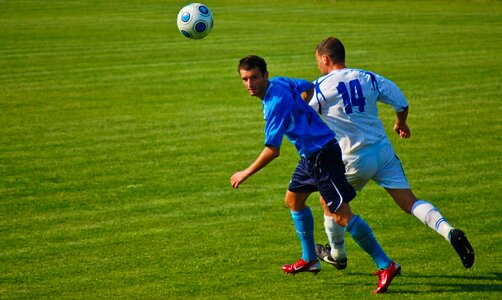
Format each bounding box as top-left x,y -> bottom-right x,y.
322,54 -> 330,66
263,71 -> 269,80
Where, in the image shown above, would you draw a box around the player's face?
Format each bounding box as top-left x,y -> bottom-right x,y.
315,51 -> 329,75
239,67 -> 269,99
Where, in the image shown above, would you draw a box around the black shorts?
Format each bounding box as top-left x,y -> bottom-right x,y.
288,140 -> 356,213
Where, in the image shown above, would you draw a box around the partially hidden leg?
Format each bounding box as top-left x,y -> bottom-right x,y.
316,196 -> 348,270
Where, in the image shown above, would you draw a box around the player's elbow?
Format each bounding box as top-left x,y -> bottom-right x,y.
267,146 -> 281,158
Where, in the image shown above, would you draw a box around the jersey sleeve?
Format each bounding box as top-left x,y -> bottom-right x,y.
263,95 -> 292,149
292,78 -> 314,94
374,73 -> 409,112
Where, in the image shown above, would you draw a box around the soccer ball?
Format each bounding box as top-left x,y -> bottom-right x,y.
176,3 -> 213,39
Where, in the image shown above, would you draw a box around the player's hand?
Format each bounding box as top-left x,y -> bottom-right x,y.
394,122 -> 411,139
230,171 -> 248,189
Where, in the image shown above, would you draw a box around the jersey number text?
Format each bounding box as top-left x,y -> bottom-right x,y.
336,80 -> 366,114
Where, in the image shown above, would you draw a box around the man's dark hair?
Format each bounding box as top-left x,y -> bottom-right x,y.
238,55 -> 268,74
316,37 -> 346,64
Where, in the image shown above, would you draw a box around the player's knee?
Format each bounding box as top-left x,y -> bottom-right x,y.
331,203 -> 353,227
398,195 -> 416,214
403,202 -> 414,214
285,196 -> 305,211
332,215 -> 346,227
285,197 -> 294,209
388,188 -> 417,214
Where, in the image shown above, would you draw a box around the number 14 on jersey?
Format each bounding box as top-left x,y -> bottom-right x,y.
337,79 -> 366,114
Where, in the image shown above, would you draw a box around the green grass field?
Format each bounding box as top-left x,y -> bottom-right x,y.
1,0 -> 501,298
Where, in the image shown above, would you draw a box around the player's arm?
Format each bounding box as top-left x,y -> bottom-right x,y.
374,73 -> 411,138
230,146 -> 280,189
394,107 -> 410,138
301,86 -> 314,103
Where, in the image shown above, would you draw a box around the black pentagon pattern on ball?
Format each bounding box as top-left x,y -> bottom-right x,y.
194,21 -> 207,33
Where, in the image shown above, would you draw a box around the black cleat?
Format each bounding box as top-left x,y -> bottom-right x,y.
450,229 -> 474,268
315,243 -> 347,270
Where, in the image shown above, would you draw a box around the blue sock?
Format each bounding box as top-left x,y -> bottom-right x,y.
291,207 -> 317,262
346,215 -> 391,269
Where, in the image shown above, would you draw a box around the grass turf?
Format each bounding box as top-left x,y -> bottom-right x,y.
1,0 -> 501,298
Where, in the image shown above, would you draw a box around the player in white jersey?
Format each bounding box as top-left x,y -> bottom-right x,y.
309,37 -> 474,271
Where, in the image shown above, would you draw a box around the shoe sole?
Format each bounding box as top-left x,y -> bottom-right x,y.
285,268 -> 321,276
282,262 -> 321,276
450,230 -> 475,268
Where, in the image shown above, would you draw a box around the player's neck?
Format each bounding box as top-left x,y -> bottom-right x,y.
256,80 -> 270,100
329,63 -> 346,72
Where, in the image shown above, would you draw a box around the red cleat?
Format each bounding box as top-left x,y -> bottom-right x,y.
373,261 -> 401,294
282,259 -> 321,275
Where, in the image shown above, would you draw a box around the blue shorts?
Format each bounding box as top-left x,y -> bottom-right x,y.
288,140 -> 356,213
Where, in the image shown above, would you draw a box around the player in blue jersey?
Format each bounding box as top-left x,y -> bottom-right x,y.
309,37 -> 474,278
231,55 -> 400,293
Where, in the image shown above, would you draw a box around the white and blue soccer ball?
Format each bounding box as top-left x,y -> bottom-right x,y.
176,3 -> 213,39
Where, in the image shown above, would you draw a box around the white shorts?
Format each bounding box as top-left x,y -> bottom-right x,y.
342,139 -> 410,191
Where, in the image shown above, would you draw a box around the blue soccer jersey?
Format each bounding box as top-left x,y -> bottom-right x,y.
262,77 -> 335,158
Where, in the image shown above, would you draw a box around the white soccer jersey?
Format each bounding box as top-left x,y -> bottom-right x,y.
310,68 -> 408,154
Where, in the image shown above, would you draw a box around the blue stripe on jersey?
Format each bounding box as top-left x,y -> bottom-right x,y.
313,74 -> 335,114
365,71 -> 381,98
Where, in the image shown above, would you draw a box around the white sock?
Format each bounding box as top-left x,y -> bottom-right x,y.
324,214 -> 347,260
411,200 -> 454,241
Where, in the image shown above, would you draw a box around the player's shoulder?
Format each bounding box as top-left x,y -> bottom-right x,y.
265,77 -> 293,103
267,77 -> 289,94
270,76 -> 311,94
346,68 -> 387,85
346,68 -> 376,78
269,76 -> 291,90
317,68 -> 369,82
272,76 -> 310,86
